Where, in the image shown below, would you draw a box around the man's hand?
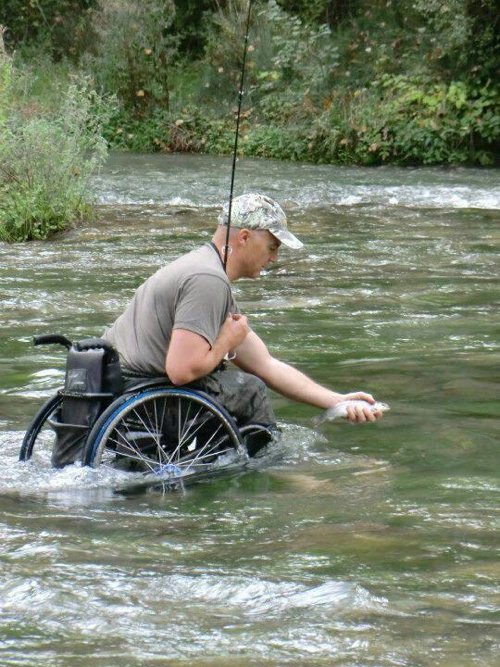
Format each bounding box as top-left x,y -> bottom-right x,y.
221,314 -> 249,356
333,391 -> 384,423
166,315 -> 250,385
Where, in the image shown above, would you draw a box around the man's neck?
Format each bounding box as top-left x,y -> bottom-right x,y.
212,227 -> 240,282
210,236 -> 237,281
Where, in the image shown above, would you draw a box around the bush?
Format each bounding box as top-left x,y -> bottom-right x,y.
346,75 -> 500,165
86,0 -> 178,116
0,41 -> 109,242
412,0 -> 500,82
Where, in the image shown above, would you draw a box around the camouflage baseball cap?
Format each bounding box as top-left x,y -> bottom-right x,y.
218,193 -> 303,250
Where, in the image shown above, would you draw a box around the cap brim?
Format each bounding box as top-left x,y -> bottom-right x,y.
270,227 -> 304,250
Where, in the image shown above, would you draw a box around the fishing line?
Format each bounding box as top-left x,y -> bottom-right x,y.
223,0 -> 253,272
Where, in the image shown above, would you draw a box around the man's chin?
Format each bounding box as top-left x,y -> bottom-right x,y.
243,267 -> 264,279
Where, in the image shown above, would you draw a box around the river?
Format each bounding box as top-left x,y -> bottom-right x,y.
1,154 -> 499,666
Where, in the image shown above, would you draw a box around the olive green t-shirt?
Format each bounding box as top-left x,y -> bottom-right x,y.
103,243 -> 238,376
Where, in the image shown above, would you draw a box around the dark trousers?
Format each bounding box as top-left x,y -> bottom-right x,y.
122,365 -> 276,429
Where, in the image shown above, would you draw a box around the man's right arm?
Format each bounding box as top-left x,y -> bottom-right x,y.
165,314 -> 249,385
233,329 -> 382,422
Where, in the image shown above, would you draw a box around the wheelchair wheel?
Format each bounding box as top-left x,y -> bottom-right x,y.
82,387 -> 246,478
19,394 -> 63,462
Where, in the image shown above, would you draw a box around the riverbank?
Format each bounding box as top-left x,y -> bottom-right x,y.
103,78 -> 499,167
10,55 -> 499,169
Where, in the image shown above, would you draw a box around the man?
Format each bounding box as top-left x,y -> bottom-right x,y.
103,193 -> 383,443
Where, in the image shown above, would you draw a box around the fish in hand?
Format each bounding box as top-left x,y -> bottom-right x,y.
313,400 -> 390,425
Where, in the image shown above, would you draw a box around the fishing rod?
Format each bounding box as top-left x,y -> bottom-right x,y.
223,0 -> 253,272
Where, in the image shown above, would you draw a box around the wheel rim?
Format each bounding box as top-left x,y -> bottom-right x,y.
87,389 -> 244,476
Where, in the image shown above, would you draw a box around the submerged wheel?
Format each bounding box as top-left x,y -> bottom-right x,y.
82,388 -> 246,478
19,393 -> 63,462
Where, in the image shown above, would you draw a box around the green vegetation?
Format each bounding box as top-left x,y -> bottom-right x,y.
0,30 -> 109,241
0,0 -> 498,240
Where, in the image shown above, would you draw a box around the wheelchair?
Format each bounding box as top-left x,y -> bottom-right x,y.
19,335 -> 274,484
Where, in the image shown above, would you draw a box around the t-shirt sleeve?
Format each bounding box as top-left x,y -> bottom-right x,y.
173,273 -> 235,347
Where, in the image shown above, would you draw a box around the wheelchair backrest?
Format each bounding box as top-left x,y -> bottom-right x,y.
64,338 -> 123,401
44,336 -> 123,467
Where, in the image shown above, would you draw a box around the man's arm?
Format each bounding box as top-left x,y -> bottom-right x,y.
166,314 -> 249,385
233,330 -> 381,422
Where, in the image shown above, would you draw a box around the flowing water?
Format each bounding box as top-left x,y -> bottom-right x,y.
1,154 -> 499,666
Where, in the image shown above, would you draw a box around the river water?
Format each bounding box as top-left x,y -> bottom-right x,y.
1,154 -> 499,666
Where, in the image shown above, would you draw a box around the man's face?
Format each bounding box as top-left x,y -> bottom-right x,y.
242,229 -> 281,278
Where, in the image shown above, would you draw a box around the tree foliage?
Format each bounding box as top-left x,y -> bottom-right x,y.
0,0 -> 498,170
276,0 -> 359,27
0,0 -> 98,59
412,0 -> 499,82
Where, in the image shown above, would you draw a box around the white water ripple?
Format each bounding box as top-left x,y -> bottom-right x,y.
92,154 -> 500,210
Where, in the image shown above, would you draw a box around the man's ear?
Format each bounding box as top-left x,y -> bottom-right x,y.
237,228 -> 251,245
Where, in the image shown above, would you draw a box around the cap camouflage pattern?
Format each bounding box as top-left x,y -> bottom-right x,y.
218,193 -> 303,250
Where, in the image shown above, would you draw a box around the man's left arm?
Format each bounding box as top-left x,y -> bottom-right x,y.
233,330 -> 382,423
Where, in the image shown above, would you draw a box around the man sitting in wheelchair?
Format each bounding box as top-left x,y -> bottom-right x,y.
102,194 -> 382,440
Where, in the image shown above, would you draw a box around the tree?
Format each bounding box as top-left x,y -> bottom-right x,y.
0,0 -> 97,59
172,0 -> 219,55
276,0 -> 360,27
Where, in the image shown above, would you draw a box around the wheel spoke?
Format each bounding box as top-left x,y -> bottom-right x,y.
182,428 -> 233,472
165,401 -> 211,463
177,404 -> 210,448
182,442 -> 235,471
107,438 -> 159,471
179,397 -> 192,446
130,405 -> 161,443
106,430 -> 160,472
